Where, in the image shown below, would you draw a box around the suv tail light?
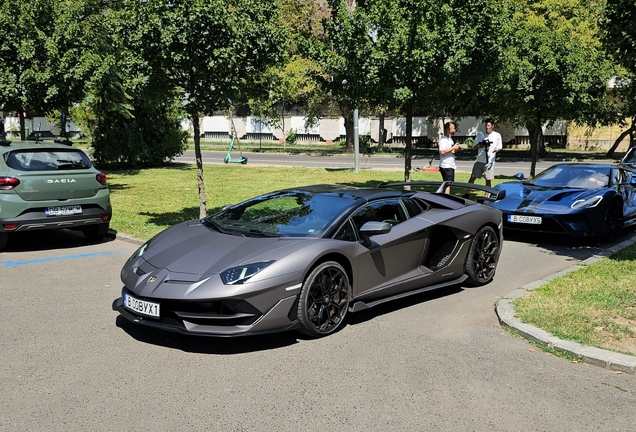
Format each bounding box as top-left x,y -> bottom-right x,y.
0,177 -> 20,190
96,173 -> 107,185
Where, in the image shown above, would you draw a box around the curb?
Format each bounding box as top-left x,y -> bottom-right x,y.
495,234 -> 636,374
112,231 -> 146,246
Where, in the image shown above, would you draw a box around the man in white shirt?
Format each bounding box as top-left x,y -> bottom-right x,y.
463,118 -> 502,198
438,121 -> 462,193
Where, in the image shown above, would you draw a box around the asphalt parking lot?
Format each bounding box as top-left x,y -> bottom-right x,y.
1,229 -> 635,431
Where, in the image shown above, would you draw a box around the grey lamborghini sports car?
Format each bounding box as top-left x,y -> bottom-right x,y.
113,182 -> 505,338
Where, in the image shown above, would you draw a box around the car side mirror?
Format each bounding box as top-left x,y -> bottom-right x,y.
514,173 -> 524,180
359,221 -> 391,247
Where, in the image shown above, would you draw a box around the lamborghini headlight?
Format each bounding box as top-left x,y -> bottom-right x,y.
220,261 -> 275,285
128,240 -> 151,261
571,195 -> 603,210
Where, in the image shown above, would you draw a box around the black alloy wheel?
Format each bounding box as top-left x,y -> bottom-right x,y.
601,199 -> 623,243
297,261 -> 351,337
464,226 -> 499,286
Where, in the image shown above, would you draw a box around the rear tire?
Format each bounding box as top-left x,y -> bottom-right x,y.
0,232 -> 8,251
297,261 -> 351,338
83,223 -> 110,241
464,226 -> 499,286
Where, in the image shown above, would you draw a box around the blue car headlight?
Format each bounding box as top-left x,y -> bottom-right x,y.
571,195 -> 603,210
220,261 -> 275,285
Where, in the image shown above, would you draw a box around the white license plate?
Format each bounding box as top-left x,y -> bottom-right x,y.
45,205 -> 82,216
123,293 -> 160,318
508,214 -> 542,224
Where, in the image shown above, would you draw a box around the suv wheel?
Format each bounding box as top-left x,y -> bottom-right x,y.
83,223 -> 110,241
0,232 -> 8,251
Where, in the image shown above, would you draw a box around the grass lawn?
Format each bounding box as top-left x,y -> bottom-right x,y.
514,245 -> 636,356
106,164 -> 480,240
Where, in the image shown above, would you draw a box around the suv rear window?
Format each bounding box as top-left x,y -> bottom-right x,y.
5,149 -> 92,171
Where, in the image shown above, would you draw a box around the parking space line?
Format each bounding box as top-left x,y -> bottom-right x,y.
1,250 -> 126,267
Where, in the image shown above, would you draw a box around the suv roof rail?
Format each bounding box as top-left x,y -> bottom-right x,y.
34,136 -> 74,146
0,139 -> 10,147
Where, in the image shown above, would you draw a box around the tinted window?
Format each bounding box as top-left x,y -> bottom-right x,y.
209,191 -> 354,237
351,199 -> 407,230
529,165 -> 611,188
403,198 -> 424,217
6,149 -> 92,171
612,168 -> 626,185
334,219 -> 357,241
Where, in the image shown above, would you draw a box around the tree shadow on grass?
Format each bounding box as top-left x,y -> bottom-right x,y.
139,205 -> 227,227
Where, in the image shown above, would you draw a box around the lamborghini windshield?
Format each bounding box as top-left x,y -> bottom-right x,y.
527,165 -> 611,189
205,191 -> 356,237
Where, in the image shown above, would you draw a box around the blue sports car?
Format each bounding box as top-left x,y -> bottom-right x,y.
487,163 -> 636,241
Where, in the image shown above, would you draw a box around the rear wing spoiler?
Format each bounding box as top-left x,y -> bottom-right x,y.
377,181 -> 506,202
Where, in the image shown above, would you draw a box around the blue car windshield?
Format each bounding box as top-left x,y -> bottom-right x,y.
207,191 -> 355,237
528,165 -> 611,188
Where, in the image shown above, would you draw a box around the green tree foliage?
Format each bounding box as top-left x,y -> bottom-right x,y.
138,0 -> 285,218
603,0 -> 636,156
494,0 -> 616,175
249,0 -> 329,144
0,0 -> 55,139
87,1 -> 188,168
321,0 -> 501,180
603,0 -> 636,72
312,1 -> 378,152
0,0 -> 107,139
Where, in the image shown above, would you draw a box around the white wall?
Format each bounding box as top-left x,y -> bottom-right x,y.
291,116 -> 319,134
246,117 -> 272,134
391,117 -> 427,136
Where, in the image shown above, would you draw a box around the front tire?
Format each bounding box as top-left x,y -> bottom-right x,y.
297,261 -> 351,338
601,199 -> 623,242
464,226 -> 500,286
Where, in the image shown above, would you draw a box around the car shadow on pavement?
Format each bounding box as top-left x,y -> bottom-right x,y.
115,316 -> 299,354
114,286 -> 464,353
346,284 -> 464,326
502,229 -> 636,261
2,229 -> 115,253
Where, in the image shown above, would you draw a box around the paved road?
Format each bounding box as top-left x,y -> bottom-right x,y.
1,229 -> 635,431
173,150 -> 558,177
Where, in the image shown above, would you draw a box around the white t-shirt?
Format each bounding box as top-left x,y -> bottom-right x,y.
475,131 -> 502,164
438,136 -> 456,169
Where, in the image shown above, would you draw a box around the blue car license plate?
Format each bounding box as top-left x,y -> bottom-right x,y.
508,214 -> 542,224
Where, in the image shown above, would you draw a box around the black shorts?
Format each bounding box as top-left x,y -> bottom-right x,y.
440,167 -> 455,182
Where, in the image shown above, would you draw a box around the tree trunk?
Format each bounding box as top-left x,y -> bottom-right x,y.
192,113 -> 207,219
404,105 -> 413,182
605,120 -> 636,158
378,114 -> 385,150
342,107 -> 353,152
526,117 -> 543,177
19,111 -> 26,141
60,108 -> 68,138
